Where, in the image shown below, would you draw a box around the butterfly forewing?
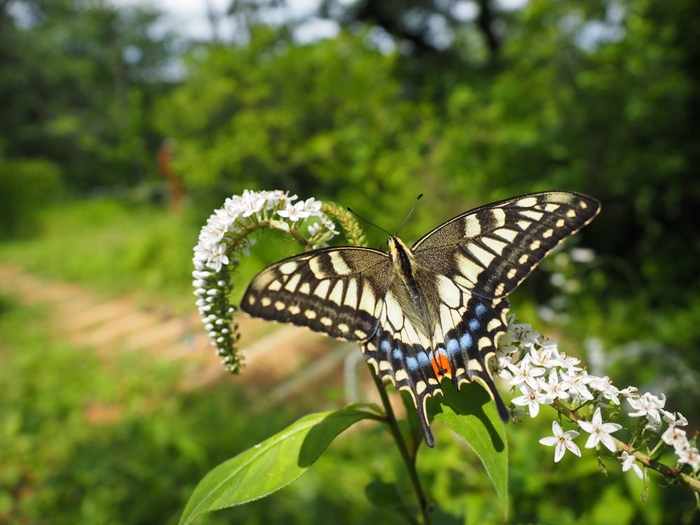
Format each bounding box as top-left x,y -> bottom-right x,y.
412,192 -> 601,299
241,247 -> 393,342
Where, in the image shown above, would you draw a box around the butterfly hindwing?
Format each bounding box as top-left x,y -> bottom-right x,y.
241,247 -> 393,342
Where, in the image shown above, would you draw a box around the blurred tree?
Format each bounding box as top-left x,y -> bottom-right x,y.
0,0 -> 178,192
155,29 -> 439,235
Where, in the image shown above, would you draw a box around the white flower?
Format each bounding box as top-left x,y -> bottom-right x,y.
511,385 -> 550,418
277,201 -> 310,221
539,369 -> 570,401
240,189 -> 266,217
588,375 -> 621,405
677,446 -> 700,471
539,421 -> 581,462
206,243 -> 230,272
619,451 -> 644,479
507,356 -> 546,391
578,407 -> 622,453
627,392 -> 666,423
662,426 -> 688,451
559,370 -> 595,402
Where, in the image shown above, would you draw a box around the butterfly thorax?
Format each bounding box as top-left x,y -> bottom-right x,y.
387,237 -> 438,339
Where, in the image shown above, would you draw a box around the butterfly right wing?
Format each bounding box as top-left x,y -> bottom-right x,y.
241,247 -> 393,342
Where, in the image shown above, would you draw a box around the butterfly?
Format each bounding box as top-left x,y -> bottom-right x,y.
241,191 -> 601,447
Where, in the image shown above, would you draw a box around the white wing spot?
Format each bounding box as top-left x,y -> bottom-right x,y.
516,220 -> 531,231
288,305 -> 301,315
395,369 -> 409,382
478,336 -> 493,350
463,217 -> 482,238
494,227 -> 518,242
518,254 -> 529,264
329,252 -> 353,276
506,268 -> 518,279
520,209 -> 544,221
542,228 -> 554,239
415,380 -> 427,395
314,280 -> 330,299
268,280 -> 283,292
354,329 -> 368,339
337,323 -> 349,333
344,279 -> 359,307
544,203 -> 561,212
261,297 -> 272,307
566,209 -> 577,218
247,296 -> 256,305
469,243 -> 496,268
274,301 -> 285,311
529,240 -> 542,251
437,277 -> 462,308
379,360 -> 393,372
299,282 -> 311,294
284,274 -> 301,292
467,360 -> 484,371
320,317 -> 332,327
304,309 -> 317,319
308,257 -> 327,278
328,280 -> 344,306
516,197 -> 538,207
279,261 -> 299,275
481,236 -> 508,256
490,208 -> 507,226
487,319 -> 502,332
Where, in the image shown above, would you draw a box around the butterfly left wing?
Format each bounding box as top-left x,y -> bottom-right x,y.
241,247 -> 393,342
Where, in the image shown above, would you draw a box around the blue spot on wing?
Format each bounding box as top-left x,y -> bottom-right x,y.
446,338 -> 460,356
417,352 -> 430,366
381,340 -> 391,353
469,318 -> 480,331
406,356 -> 419,371
475,303 -> 487,318
460,333 -> 473,350
392,348 -> 402,360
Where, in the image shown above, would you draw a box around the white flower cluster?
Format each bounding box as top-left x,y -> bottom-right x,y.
192,190 -> 339,372
497,318 -> 698,476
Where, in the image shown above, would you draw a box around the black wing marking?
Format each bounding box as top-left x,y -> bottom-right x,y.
241,247 -> 392,342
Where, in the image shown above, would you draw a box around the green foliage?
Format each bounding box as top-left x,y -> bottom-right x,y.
0,197 -> 199,309
0,156 -> 62,238
180,407 -> 380,524
0,0 -> 175,191
155,29 -> 439,235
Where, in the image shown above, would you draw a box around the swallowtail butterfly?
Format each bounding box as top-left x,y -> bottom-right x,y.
241,192 -> 600,446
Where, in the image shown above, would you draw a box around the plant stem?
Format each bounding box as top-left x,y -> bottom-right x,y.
369,364 -> 432,525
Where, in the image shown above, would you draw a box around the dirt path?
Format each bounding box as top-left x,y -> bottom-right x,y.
0,264 -> 355,405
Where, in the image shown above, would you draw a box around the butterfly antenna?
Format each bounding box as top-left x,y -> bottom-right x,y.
394,193 -> 423,236
347,193 -> 423,238
346,206 -> 393,237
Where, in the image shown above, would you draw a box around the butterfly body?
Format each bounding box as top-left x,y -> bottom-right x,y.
241,192 -> 601,447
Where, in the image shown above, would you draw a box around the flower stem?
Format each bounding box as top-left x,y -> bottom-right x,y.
369,363 -> 432,525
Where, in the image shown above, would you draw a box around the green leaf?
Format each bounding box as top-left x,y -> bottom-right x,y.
434,381 -> 509,514
179,407 -> 378,525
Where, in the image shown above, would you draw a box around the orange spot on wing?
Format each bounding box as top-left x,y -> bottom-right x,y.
431,352 -> 452,378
